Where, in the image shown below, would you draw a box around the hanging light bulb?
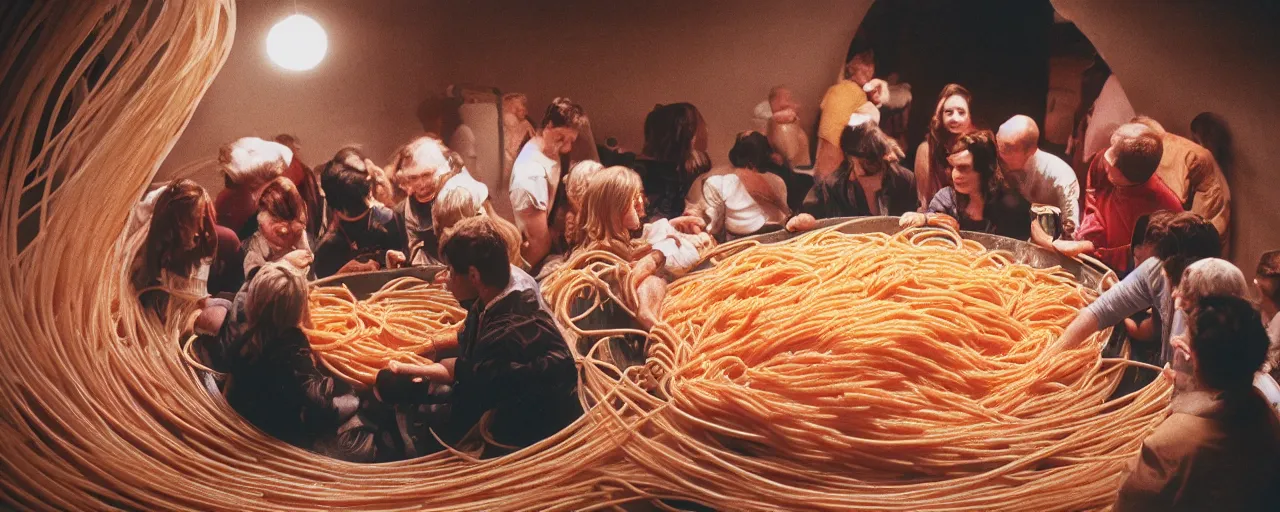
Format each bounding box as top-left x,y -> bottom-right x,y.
266,14 -> 327,71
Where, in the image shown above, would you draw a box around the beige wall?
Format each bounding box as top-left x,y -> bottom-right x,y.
164,0 -> 1278,272
161,0 -> 450,186
161,0 -> 870,187
1053,0 -> 1280,273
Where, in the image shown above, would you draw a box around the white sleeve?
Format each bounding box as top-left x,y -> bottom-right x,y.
702,176 -> 727,236
443,171 -> 490,208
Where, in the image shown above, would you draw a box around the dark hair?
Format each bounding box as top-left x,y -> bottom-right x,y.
258,177 -> 307,223
1152,212 -> 1221,287
135,179 -> 217,290
728,131 -> 778,170
950,130 -> 1003,202
727,131 -> 791,217
1256,250 -> 1280,305
1111,124 -> 1163,184
1188,295 -> 1269,391
839,120 -> 894,175
1190,112 -> 1232,171
320,147 -> 372,217
1132,210 -> 1177,248
927,84 -> 975,178
642,103 -> 710,180
540,97 -> 585,130
440,216 -> 511,290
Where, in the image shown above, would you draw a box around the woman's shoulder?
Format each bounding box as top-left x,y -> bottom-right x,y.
443,171 -> 490,205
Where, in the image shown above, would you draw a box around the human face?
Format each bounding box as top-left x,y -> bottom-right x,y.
259,212 -> 305,250
940,95 -> 972,135
771,88 -> 798,113
445,266 -> 480,302
544,127 -> 580,155
846,51 -> 875,85
624,193 -> 644,231
948,150 -> 980,195
401,169 -> 442,203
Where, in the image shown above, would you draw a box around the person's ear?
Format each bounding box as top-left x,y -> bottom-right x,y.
467,266 -> 483,287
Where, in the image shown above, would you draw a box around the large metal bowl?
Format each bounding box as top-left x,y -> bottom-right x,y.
314,218 -> 1150,395
311,265 -> 447,299
566,216 -> 1149,394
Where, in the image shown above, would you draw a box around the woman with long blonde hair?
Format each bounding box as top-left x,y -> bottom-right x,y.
577,166 -> 714,328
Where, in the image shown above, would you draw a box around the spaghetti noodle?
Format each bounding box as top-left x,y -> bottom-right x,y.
0,1 -> 1173,509
303,277 -> 466,387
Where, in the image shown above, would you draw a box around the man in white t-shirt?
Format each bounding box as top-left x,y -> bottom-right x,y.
509,97 -> 585,269
996,115 -> 1081,235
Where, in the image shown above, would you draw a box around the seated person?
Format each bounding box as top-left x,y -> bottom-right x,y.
215,137 -> 291,241
432,188 -> 524,270
242,177 -> 310,280
510,97 -> 585,270
996,115 -> 1081,236
641,103 -> 713,222
313,147 -> 407,278
697,132 -> 792,241
914,84 -> 978,208
199,261 -> 376,462
130,178 -> 230,333
561,160 -> 606,248
273,133 -> 325,241
901,131 -> 1031,240
1048,212 -> 1220,365
804,115 -> 917,219
764,85 -> 811,168
385,217 -> 580,452
386,136 -> 492,265
577,166 -> 715,327
1115,295 -> 1280,511
1254,250 -> 1280,380
1046,123 -> 1185,272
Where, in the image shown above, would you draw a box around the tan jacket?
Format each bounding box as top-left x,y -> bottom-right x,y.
1156,133 -> 1231,251
1115,389 -> 1280,512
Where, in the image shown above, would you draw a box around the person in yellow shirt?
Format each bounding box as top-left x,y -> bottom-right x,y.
814,44 -> 890,178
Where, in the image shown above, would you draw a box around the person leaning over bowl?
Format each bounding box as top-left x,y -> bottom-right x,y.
1114,295 -> 1280,511
380,217 -> 580,454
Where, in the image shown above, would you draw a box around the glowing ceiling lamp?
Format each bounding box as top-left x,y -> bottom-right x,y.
266,14 -> 327,71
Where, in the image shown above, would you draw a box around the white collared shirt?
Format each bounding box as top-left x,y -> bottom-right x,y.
1005,149 -> 1081,227
509,138 -> 559,213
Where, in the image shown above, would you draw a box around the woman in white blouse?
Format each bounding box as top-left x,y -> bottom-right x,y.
697,131 -> 793,241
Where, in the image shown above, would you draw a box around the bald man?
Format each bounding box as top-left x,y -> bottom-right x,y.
996,115 -> 1081,235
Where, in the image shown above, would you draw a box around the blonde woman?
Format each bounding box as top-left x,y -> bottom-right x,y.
201,261 -> 362,458
578,166 -> 714,328
431,187 -> 524,269
562,160 -> 605,247
387,136 -> 493,266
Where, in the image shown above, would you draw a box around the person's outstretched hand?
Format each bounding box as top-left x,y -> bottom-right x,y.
785,213 -> 817,233
670,215 -> 706,234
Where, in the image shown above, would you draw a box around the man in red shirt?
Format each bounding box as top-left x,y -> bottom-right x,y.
1035,123 -> 1183,273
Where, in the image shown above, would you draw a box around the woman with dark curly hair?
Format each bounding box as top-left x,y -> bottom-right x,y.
903,130 -> 1030,240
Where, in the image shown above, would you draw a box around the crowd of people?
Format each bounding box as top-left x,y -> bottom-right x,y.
126,45 -> 1277,508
